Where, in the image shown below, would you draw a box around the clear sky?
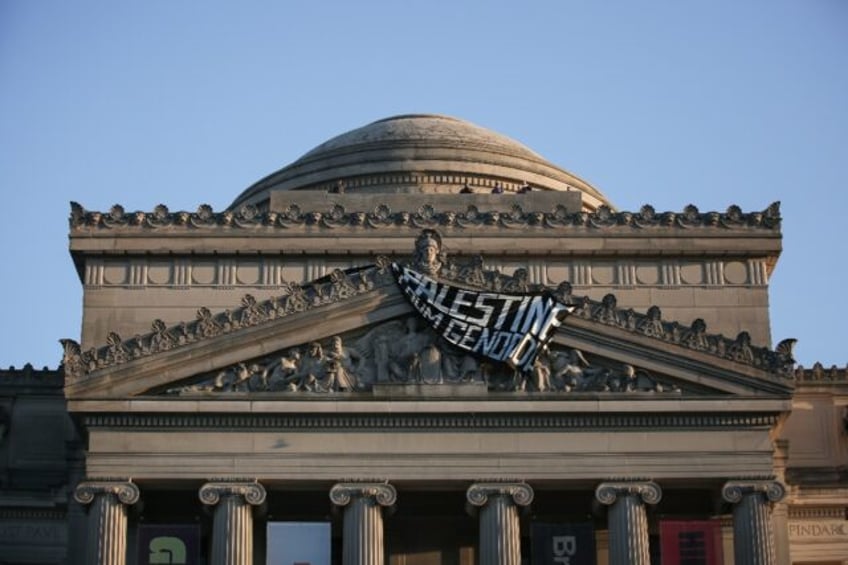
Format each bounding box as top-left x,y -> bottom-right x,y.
0,1 -> 845,369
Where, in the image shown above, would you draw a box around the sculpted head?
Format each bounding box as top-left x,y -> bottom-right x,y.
413,229 -> 443,275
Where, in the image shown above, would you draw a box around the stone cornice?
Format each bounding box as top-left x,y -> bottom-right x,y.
69,200 -> 781,234
61,262 -> 397,384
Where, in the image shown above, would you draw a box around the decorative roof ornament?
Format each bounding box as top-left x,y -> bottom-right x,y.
795,361 -> 848,383
68,201 -> 782,232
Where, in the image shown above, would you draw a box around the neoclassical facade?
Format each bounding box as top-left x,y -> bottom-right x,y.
1,115 -> 846,564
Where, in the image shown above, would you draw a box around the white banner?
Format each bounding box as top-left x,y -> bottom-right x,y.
392,263 -> 574,373
266,522 -> 331,565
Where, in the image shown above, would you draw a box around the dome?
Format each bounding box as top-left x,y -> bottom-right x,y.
229,114 -> 612,211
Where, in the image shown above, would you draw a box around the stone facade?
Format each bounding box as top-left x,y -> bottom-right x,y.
2,115 -> 844,564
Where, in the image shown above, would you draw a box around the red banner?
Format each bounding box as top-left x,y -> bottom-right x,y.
660,520 -> 723,565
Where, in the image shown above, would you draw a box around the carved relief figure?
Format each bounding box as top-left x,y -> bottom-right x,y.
456,254 -> 486,287
548,348 -> 592,391
262,351 -> 303,391
530,357 -> 552,392
411,343 -> 443,384
231,363 -> 265,392
290,342 -> 325,391
388,318 -> 435,382
502,268 -> 530,293
325,336 -> 362,391
165,336 -> 677,396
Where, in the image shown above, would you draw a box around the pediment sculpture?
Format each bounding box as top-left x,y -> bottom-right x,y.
163,315 -> 680,396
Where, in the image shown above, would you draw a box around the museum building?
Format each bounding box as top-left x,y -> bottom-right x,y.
1,114 -> 847,565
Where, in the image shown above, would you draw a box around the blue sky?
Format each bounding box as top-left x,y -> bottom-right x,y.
1,1 -> 845,369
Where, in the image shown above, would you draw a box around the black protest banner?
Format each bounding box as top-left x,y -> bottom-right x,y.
392,264 -> 573,373
531,522 -> 596,565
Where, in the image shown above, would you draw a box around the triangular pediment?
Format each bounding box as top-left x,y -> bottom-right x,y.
63,255 -> 795,400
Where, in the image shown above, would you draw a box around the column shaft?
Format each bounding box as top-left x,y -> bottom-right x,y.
607,494 -> 650,565
87,493 -> 129,565
74,480 -> 139,565
342,497 -> 385,565
199,481 -> 267,565
732,494 -> 776,565
478,495 -> 521,565
466,482 -> 533,565
722,480 -> 786,565
595,482 -> 661,565
330,482 -> 396,565
211,495 -> 254,565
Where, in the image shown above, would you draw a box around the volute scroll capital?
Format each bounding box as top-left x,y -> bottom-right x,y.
466,482 -> 534,508
329,482 -> 397,507
721,480 -> 786,504
198,481 -> 267,507
595,481 -> 662,506
74,479 -> 140,506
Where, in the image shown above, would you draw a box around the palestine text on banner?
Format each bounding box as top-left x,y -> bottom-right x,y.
392,264 -> 573,373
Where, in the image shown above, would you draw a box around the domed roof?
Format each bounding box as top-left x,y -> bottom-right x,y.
230,114 -> 612,210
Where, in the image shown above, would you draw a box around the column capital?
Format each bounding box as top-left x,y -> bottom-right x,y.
329,482 -> 397,507
466,482 -> 534,508
722,480 -> 786,504
199,481 -> 267,507
595,481 -> 662,506
74,479 -> 140,506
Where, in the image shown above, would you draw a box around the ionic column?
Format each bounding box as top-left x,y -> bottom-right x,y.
722,480 -> 786,565
466,482 -> 534,565
73,479 -> 140,565
330,482 -> 397,565
595,481 -> 662,565
199,481 -> 267,565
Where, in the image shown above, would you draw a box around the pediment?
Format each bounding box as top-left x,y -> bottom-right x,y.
142,312 -> 775,399
62,249 -> 795,400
